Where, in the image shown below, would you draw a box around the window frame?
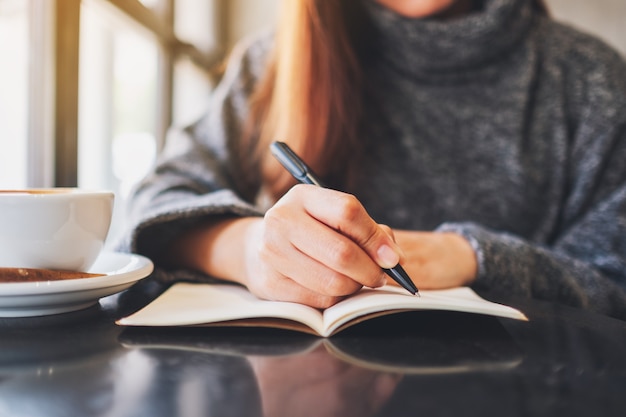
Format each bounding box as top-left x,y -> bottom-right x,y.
28,0 -> 56,187
41,0 -> 224,187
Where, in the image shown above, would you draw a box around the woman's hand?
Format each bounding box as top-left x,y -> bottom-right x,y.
242,185 -> 404,307
389,230 -> 478,290
169,185 -> 404,308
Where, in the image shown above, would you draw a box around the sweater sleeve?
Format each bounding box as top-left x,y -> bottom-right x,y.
118,34 -> 271,264
439,46 -> 626,320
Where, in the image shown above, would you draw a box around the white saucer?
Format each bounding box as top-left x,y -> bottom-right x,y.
0,252 -> 154,317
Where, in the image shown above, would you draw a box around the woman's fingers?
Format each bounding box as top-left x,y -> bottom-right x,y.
265,185 -> 392,289
292,185 -> 403,268
247,266 -> 346,309
269,212 -> 385,290
247,185 -> 403,307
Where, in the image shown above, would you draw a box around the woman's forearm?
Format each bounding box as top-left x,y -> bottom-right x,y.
164,217 -> 262,285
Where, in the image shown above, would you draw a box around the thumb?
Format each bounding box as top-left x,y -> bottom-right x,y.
378,224 -> 396,243
375,224 -> 404,268
342,218 -> 403,269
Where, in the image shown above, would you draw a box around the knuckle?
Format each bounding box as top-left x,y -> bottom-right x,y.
379,224 -> 393,238
360,226 -> 380,251
366,269 -> 387,288
327,239 -> 356,267
256,226 -> 276,259
256,240 -> 273,263
285,183 -> 308,201
260,214 -> 289,251
334,193 -> 362,222
318,272 -> 359,297
263,205 -> 285,226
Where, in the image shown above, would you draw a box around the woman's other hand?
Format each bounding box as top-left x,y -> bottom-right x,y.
390,230 -> 478,290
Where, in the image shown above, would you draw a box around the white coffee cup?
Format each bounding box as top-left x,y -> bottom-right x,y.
0,189 -> 114,271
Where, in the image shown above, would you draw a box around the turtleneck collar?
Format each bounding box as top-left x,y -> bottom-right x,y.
363,0 -> 535,77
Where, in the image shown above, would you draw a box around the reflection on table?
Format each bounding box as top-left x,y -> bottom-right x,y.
0,279 -> 625,417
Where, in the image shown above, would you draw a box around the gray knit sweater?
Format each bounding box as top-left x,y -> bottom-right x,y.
123,0 -> 626,319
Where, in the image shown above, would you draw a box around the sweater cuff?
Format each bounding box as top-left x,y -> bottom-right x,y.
435,222 -> 532,296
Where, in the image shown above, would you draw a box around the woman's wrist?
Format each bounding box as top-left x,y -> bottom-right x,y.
443,232 -> 478,286
164,216 -> 261,285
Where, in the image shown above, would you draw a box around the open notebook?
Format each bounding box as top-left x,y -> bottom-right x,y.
117,283 -> 527,337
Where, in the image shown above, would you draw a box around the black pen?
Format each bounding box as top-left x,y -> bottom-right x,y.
270,141 -> 419,296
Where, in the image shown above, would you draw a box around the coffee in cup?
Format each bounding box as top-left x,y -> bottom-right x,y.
0,188 -> 114,271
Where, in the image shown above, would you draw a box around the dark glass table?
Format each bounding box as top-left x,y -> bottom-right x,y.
1,278 -> 625,416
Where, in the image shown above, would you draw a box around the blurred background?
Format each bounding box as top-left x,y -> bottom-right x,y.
0,0 -> 624,243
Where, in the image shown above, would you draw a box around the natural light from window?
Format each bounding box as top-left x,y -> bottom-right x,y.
0,0 -> 28,188
79,0 -> 158,245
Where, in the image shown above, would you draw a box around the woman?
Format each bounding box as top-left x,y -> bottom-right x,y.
123,0 -> 626,319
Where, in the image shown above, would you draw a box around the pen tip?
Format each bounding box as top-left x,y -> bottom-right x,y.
384,265 -> 419,295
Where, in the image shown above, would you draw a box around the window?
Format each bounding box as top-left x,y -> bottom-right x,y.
78,0 -> 163,241
0,0 -> 29,188
0,0 -> 224,244
0,0 -> 54,188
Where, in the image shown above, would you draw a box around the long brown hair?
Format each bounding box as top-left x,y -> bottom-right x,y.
243,0 -> 368,199
244,0 -> 548,200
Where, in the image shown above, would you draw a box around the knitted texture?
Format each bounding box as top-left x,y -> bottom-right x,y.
122,0 -> 626,319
